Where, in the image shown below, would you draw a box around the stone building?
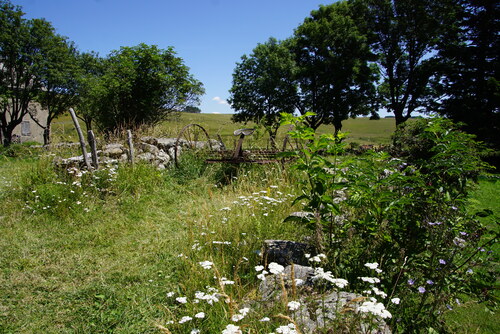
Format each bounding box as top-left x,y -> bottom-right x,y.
2,102 -> 48,144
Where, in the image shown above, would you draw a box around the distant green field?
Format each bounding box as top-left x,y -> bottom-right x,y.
51,112 -> 399,147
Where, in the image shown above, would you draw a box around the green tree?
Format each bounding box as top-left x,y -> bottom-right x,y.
228,37 -> 298,147
292,1 -> 378,134
182,106 -> 201,113
74,51 -> 105,134
93,43 -> 204,133
359,0 -> 442,125
432,0 -> 499,149
34,32 -> 80,145
0,1 -> 55,146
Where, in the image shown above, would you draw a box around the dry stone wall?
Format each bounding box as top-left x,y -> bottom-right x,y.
55,137 -> 223,170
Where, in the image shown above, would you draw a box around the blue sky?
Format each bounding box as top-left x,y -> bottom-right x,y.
14,0 -> 331,114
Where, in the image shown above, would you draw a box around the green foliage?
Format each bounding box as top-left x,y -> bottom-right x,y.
357,0 -> 443,125
229,37 -> 298,146
0,141 -> 41,158
292,1 -> 378,132
89,43 -> 204,134
431,0 -> 500,149
0,1 -> 59,145
283,114 -> 496,331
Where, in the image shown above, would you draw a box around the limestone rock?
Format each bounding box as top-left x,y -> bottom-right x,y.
138,142 -> 160,155
137,152 -> 154,162
103,143 -> 125,158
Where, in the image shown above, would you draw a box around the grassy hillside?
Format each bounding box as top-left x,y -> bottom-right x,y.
50,113 -> 398,147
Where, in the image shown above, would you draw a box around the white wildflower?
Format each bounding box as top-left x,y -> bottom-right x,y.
358,301 -> 392,319
391,297 -> 400,305
372,287 -> 387,299
312,268 -> 349,288
268,262 -> 284,275
364,262 -> 379,270
222,324 -> 242,334
276,323 -> 298,334
176,297 -> 188,304
287,301 -> 301,311
231,314 -> 244,322
199,261 -> 213,269
359,276 -> 381,284
179,315 -> 192,323
221,277 -> 235,285
195,312 -> 205,319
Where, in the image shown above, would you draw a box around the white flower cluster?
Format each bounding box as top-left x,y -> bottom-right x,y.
275,323 -> 298,334
231,307 -> 250,322
364,262 -> 383,274
287,301 -> 301,311
306,253 -> 327,263
312,267 -> 349,288
358,300 -> 392,319
199,260 -> 213,269
222,324 -> 242,334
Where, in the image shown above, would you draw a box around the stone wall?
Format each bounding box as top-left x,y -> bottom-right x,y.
56,137 -> 223,170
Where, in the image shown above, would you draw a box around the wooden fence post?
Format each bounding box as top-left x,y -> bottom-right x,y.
127,129 -> 134,165
69,108 -> 92,170
88,130 -> 99,170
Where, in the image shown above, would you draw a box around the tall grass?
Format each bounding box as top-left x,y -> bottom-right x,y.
0,148 -> 312,333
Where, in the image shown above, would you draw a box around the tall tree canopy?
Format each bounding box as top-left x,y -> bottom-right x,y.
359,0 -> 442,125
432,0 -> 499,148
228,37 -> 298,146
92,43 -> 204,133
0,1 -> 57,146
74,51 -> 105,134
34,32 -> 80,145
292,1 -> 378,133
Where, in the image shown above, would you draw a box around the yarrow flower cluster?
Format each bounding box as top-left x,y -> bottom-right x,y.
287,301 -> 301,311
222,324 -> 242,334
312,268 -> 349,288
199,260 -> 213,269
364,262 -> 383,274
268,262 -> 285,275
306,253 -> 327,263
231,307 -> 250,322
275,323 -> 298,334
358,301 -> 392,319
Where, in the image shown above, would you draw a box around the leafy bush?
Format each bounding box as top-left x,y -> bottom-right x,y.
282,114 -> 496,332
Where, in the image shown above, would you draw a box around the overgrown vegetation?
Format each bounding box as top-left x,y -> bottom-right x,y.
0,116 -> 497,333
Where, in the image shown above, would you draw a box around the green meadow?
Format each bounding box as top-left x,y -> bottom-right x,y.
49,113 -> 398,147
0,114 -> 497,333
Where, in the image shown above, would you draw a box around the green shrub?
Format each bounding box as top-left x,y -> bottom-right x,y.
282,114 -> 496,332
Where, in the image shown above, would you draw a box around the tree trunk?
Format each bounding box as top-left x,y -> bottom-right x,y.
43,124 -> 51,146
333,118 -> 343,137
1,126 -> 14,147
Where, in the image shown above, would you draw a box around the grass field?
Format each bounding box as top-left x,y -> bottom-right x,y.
49,113 -> 399,148
1,114 -> 497,333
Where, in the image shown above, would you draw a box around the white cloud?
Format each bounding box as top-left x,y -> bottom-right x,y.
212,96 -> 228,105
